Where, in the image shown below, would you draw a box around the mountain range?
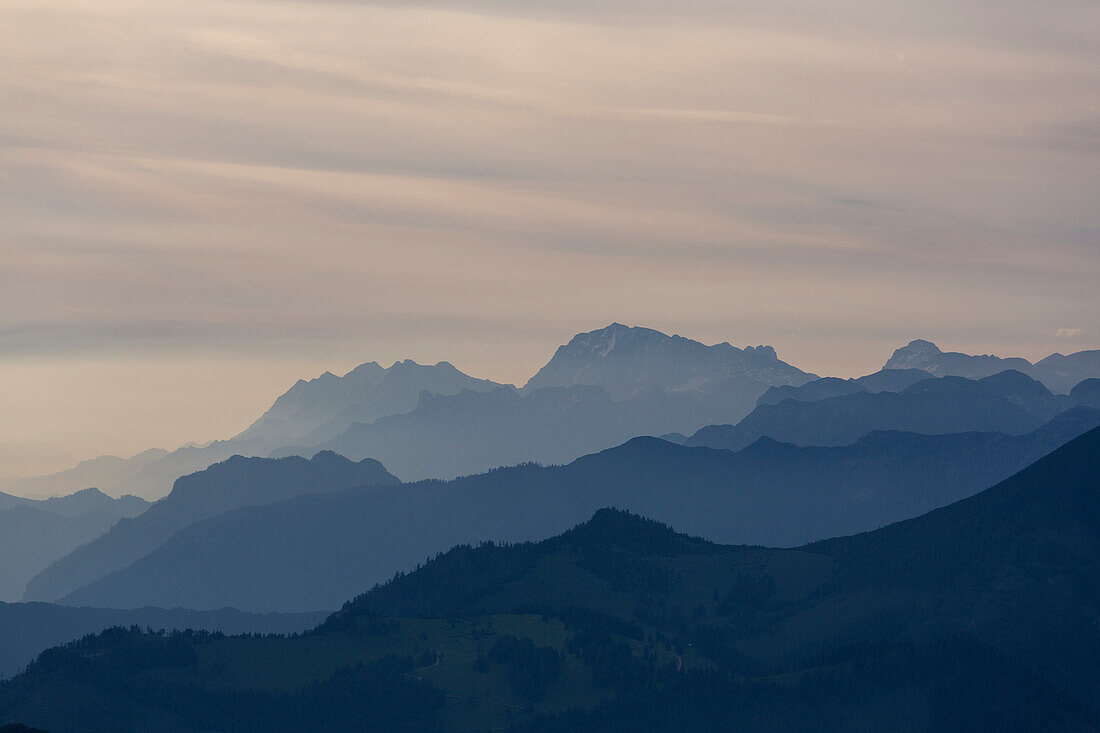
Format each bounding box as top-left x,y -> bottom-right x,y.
0,450 -> 168,502
23,452 -> 398,604
10,327 -> 1100,501
689,369 -> 1067,452
275,324 -> 819,481
885,338 -> 1100,393
236,359 -> 504,448
44,407 -> 1100,612
2,427 -> 1098,731
754,367 -> 931,407
0,489 -> 149,602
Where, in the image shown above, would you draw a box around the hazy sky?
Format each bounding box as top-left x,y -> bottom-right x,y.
1,0 -> 1098,460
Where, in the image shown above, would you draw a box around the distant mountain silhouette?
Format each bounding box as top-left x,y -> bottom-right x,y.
690,370 -> 1064,452
236,359 -> 503,447
1034,351 -> 1100,393
23,452 -> 398,604
277,326 -> 818,481
55,409 -> 1099,612
0,449 -> 168,501
755,367 -> 930,407
12,361 -> 497,501
0,487 -> 146,518
288,384 -> 742,481
0,489 -> 149,602
885,339 -> 1100,393
6,326 -> 818,498
526,323 -> 815,408
0,602 -> 327,679
5,429 -> 1100,731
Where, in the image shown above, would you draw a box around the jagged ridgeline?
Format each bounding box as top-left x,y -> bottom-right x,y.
3,428 -> 1099,732
10,327 -> 1100,499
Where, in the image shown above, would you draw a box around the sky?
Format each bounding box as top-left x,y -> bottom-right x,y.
1,0 -> 1098,461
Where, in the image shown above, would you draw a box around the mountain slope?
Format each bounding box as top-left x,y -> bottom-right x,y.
23,452 -> 398,603
0,490 -> 149,602
4,430 -> 1100,731
0,508 -> 127,603
807,424 -> 1100,700
56,409 -> 1100,612
690,370 -> 1062,452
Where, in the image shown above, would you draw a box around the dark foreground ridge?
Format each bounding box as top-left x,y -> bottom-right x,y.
3,427 -> 1099,731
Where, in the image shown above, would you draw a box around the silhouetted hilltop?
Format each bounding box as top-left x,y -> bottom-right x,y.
23,452 -> 398,604
54,409 -> 1099,612
690,370 -> 1062,452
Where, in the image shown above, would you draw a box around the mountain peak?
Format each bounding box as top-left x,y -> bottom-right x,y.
894,339 -> 942,357
309,449 -> 353,466
525,324 -> 814,402
556,508 -> 708,555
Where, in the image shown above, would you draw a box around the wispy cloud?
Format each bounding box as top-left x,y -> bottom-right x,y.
1,0 -> 1098,456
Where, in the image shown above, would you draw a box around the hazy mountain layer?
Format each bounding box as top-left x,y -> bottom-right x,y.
23,452 -> 398,604
3,428 -> 1099,731
0,489 -> 149,602
885,338 -> 1100,393
755,367 -> 930,407
11,361 -> 497,501
689,369 -> 1065,452
55,409 -> 1099,612
0,449 -> 168,501
237,359 -> 503,447
292,384 -> 739,482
